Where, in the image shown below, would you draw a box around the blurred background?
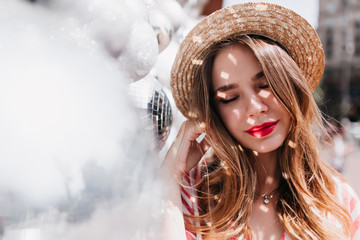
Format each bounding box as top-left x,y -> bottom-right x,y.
0,0 -> 359,239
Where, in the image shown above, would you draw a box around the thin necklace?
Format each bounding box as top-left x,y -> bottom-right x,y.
255,188 -> 279,205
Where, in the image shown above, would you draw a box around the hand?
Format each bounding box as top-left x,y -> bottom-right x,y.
161,120 -> 210,178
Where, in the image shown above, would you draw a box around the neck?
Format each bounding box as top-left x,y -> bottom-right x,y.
254,150 -> 281,194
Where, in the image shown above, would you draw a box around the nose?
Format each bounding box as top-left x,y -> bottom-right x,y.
246,93 -> 268,117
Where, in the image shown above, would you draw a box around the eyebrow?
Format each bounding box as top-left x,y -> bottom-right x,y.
252,71 -> 264,81
214,83 -> 239,93
214,71 -> 265,93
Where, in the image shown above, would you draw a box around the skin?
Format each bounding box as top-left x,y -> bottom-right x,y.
211,44 -> 291,155
211,44 -> 289,239
160,121 -> 208,240
161,44 -> 291,240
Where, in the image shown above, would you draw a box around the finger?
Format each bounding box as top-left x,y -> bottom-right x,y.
198,135 -> 211,154
175,121 -> 205,170
163,122 -> 187,166
173,121 -> 187,143
163,120 -> 207,176
178,121 -> 206,157
182,120 -> 206,142
168,120 -> 193,154
186,143 -> 214,170
167,121 -> 194,159
199,146 -> 214,165
163,121 -> 204,166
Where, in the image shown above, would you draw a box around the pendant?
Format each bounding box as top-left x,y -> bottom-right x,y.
263,194 -> 273,205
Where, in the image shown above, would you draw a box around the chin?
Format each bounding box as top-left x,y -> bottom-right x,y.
254,147 -> 280,154
242,140 -> 284,154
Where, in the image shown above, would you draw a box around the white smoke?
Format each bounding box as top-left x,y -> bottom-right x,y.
0,0 -> 164,239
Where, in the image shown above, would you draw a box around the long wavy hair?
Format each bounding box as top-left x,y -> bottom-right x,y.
184,35 -> 352,239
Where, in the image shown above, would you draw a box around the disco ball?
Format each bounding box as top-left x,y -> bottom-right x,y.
149,8 -> 174,53
128,75 -> 172,150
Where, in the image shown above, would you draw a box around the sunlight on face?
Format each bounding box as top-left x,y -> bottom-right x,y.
232,109 -> 241,120
250,97 -> 264,110
211,44 -> 291,154
259,89 -> 271,98
247,118 -> 255,125
216,91 -> 227,99
271,96 -> 281,105
227,53 -> 237,65
220,71 -> 229,80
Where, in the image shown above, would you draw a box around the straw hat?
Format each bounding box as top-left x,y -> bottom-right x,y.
171,2 -> 324,119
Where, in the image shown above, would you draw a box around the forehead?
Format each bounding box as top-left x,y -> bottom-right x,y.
211,44 -> 262,88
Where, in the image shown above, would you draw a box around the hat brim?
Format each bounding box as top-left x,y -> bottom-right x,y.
171,2 -> 324,119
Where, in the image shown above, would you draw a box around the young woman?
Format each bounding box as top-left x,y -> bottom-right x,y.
160,3 -> 360,240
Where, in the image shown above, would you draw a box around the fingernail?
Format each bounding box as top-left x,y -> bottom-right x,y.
196,132 -> 206,143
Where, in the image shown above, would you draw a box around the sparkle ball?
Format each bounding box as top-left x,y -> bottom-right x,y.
149,8 -> 174,53
117,20 -> 159,81
128,75 -> 172,150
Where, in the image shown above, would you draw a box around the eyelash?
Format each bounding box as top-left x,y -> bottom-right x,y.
218,85 -> 269,104
259,84 -> 269,89
220,96 -> 239,104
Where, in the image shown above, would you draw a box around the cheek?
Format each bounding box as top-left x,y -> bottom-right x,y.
218,107 -> 246,131
284,114 -> 292,132
266,95 -> 291,127
218,107 -> 239,122
269,96 -> 289,116
270,95 -> 281,107
273,100 -> 291,132
229,108 -> 242,121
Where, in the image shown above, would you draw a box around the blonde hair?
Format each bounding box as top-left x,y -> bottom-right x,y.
185,35 -> 351,239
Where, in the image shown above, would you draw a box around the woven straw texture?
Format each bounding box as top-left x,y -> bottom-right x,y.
170,2 -> 325,119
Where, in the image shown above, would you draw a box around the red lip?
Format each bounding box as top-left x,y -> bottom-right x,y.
245,121 -> 279,138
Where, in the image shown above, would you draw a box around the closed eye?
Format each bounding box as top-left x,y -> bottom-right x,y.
219,96 -> 239,104
259,84 -> 269,89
